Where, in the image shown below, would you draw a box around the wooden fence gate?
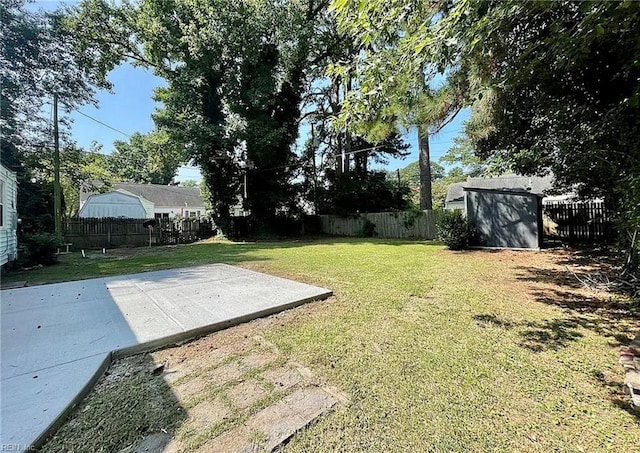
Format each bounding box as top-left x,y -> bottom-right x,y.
543,201 -> 614,243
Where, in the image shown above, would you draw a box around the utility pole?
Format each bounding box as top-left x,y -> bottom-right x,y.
53,93 -> 62,237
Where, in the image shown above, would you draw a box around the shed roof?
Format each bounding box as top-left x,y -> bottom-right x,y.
445,174 -> 555,203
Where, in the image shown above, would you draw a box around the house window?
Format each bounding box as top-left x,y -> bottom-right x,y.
197,210 -> 201,216
162,213 -> 169,219
184,210 -> 189,217
190,211 -> 196,218
154,213 -> 162,219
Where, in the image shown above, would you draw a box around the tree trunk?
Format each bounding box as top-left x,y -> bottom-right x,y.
342,73 -> 352,173
418,125 -> 433,210
331,77 -> 346,175
53,93 -> 62,238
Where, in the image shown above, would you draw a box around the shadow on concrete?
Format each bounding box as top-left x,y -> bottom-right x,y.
1,272 -> 189,451
2,264 -> 330,450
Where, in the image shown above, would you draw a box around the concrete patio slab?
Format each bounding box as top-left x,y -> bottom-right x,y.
0,264 -> 331,449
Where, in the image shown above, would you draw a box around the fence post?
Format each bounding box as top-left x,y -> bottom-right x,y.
567,205 -> 575,244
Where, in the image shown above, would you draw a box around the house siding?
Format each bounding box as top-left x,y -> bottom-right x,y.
0,164 -> 18,266
155,205 -> 207,218
79,184 -> 207,219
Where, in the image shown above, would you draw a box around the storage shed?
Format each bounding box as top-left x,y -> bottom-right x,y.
464,187 -> 543,250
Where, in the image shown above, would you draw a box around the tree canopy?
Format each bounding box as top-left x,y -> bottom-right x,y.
1,1 -> 110,164
109,131 -> 183,185
332,0 -> 640,232
67,0 -> 335,233
1,0 -> 113,232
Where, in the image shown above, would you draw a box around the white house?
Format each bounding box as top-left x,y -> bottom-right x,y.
0,163 -> 18,267
79,183 -> 207,219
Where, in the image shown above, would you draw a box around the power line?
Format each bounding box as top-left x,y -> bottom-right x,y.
58,101 -> 132,139
255,144 -> 390,174
73,109 -> 132,138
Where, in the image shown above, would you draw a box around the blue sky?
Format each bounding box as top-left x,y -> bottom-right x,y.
31,0 -> 466,183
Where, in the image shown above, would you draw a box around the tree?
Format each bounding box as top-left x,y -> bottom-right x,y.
294,11 -> 421,215
55,143 -> 113,217
317,132 -> 412,214
395,161 -> 469,209
68,0 -> 331,234
459,1 -> 640,233
180,180 -> 198,188
1,1 -> 108,159
439,136 -> 486,179
1,1 -> 110,232
332,0 -> 640,234
109,131 -> 183,184
62,147 -> 113,217
317,170 -> 412,215
431,167 -> 466,210
331,1 -> 466,211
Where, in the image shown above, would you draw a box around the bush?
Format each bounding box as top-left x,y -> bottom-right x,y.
358,218 -> 377,237
21,233 -> 62,266
436,210 -> 475,250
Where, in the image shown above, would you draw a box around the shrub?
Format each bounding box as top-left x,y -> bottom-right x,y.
21,233 -> 62,266
358,218 -> 377,237
436,210 -> 475,250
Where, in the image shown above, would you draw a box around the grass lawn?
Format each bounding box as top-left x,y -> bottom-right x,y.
11,238 -> 639,451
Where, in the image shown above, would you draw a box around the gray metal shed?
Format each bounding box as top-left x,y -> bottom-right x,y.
464,187 -> 543,250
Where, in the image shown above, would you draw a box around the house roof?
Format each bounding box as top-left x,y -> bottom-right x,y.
81,183 -> 205,208
445,174 -> 555,203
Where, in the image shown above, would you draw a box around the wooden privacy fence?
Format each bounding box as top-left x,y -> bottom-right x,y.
543,201 -> 614,243
319,210 -> 438,239
63,217 -> 214,249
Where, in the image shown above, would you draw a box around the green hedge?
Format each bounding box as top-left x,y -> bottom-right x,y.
436,210 -> 475,250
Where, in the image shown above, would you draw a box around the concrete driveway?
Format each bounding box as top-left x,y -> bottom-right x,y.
0,264 -> 331,449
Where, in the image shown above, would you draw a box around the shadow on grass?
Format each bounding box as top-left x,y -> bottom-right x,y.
2,237 -> 441,286
472,247 -> 638,352
493,247 -> 640,417
473,313 -> 585,352
518,318 -> 584,352
510,246 -> 637,345
42,354 -> 189,452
